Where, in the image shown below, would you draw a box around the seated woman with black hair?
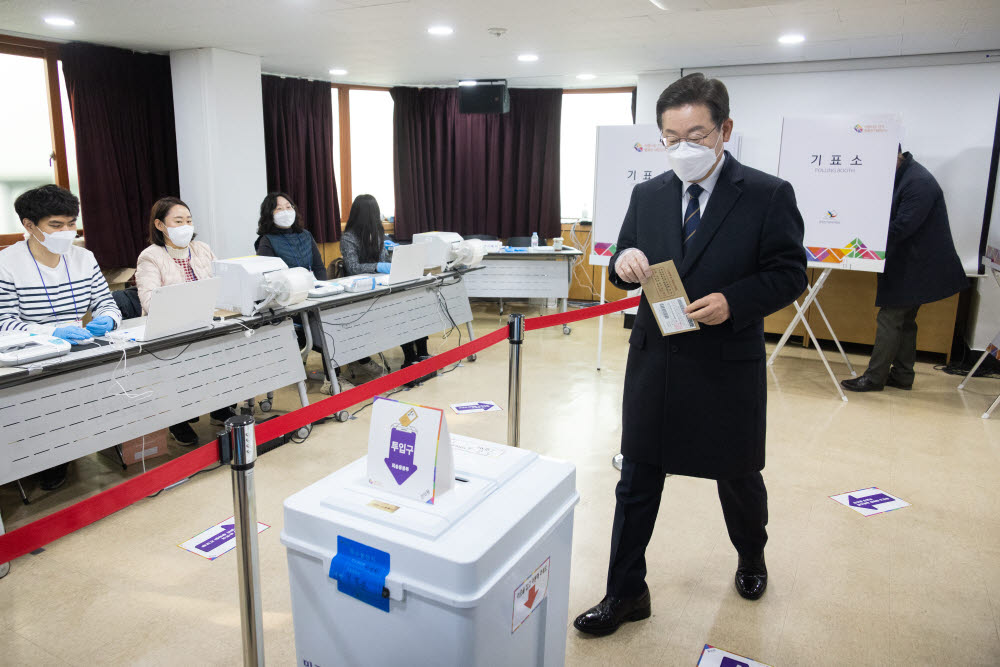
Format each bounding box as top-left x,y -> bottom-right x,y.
341,194 -> 429,370
255,192 -> 327,279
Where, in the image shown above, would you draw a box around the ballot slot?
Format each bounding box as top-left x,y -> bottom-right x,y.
321,438 -> 537,539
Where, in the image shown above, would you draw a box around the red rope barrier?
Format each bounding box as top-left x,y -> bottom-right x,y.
524,296 -> 640,332
0,296 -> 638,563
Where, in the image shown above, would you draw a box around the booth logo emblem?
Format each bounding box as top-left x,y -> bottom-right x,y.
854,124 -> 864,133
634,142 -> 644,152
825,209 -> 838,219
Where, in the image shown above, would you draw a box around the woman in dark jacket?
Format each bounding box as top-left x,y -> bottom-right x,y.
254,192 -> 327,280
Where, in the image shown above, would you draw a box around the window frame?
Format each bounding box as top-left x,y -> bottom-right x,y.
0,35 -> 71,189
331,83 -> 391,226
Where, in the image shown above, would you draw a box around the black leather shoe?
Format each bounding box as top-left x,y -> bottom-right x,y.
735,553 -> 767,600
841,375 -> 884,392
573,588 -> 651,636
886,376 -> 912,390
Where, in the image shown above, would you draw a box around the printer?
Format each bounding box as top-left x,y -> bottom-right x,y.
411,232 -> 486,270
213,256 -> 312,315
411,232 -> 464,269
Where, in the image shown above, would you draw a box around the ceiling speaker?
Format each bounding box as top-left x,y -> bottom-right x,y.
459,80 -> 510,114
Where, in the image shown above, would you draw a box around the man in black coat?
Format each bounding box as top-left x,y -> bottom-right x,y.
573,73 -> 807,637
841,148 -> 968,392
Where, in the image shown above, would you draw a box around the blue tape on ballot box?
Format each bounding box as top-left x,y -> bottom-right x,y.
329,536 -> 391,612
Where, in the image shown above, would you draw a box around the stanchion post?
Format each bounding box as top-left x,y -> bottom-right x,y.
227,415 -> 265,667
507,313 -> 525,448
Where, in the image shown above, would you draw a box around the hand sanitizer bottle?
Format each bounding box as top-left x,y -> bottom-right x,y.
530,232 -> 539,248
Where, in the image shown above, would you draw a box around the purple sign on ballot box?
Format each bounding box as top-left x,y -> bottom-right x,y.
385,426 -> 418,485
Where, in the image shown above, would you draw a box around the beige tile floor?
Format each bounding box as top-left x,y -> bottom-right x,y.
2,302 -> 1000,665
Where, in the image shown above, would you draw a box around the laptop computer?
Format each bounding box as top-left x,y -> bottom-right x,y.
388,244 -> 428,285
111,278 -> 221,342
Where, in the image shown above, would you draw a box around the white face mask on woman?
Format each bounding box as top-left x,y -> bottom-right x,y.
666,129 -> 723,183
165,225 -> 194,248
29,228 -> 77,255
273,209 -> 296,228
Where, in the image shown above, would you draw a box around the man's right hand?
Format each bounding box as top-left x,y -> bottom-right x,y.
615,248 -> 653,285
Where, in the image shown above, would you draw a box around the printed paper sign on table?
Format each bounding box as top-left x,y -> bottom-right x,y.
450,400 -> 502,414
697,644 -> 773,667
512,557 -> 550,633
830,486 -> 910,516
777,114 -> 901,272
367,396 -> 454,504
179,516 -> 269,560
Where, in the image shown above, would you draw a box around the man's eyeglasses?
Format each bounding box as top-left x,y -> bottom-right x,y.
659,125 -> 720,148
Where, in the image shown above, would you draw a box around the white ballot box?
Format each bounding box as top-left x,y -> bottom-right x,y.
281,435 -> 579,667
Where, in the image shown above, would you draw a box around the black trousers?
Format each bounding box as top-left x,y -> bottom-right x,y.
865,305 -> 920,386
606,456 -> 768,598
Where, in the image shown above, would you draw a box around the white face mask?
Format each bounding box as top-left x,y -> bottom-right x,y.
165,224 -> 194,248
29,228 -> 76,255
273,209 -> 296,228
666,129 -> 723,183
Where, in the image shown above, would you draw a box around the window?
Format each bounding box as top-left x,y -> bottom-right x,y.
331,87 -> 341,199
560,91 -> 634,220
0,54 -> 56,234
348,89 -> 395,220
58,62 -> 80,210
0,37 -> 76,237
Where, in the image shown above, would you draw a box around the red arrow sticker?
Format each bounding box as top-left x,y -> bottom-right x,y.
512,557 -> 550,633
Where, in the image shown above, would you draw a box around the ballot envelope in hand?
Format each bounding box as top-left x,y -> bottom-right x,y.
643,260 -> 699,336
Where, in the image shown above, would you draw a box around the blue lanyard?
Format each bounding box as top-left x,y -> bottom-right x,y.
30,252 -> 80,321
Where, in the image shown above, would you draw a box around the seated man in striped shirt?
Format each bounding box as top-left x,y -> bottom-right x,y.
0,184 -> 122,490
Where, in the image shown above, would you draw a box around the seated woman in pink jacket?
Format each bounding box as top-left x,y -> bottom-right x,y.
135,196 -> 233,445
135,196 -> 215,314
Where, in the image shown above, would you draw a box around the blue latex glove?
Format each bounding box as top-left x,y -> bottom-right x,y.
376,262 -> 391,274
85,315 -> 115,336
53,325 -> 94,345
383,239 -> 399,249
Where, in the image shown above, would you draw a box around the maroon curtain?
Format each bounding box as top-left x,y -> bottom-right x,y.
60,43 -> 180,268
261,75 -> 340,242
391,87 -> 562,240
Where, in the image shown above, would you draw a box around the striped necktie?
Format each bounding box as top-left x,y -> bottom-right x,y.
683,183 -> 704,253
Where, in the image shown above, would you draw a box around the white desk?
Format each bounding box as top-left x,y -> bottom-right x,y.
0,318 -> 306,487
462,249 -> 582,334
290,272 -> 476,397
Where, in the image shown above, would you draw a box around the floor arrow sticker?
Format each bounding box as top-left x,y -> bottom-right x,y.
830,486 -> 910,517
179,516 -> 269,560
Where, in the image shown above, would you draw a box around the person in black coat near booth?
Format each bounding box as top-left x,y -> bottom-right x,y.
573,73 -> 808,637
841,148 -> 968,392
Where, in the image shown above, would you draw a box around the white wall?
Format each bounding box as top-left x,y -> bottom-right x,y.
639,60 -> 999,275
170,48 -> 267,261
638,56 -> 1000,348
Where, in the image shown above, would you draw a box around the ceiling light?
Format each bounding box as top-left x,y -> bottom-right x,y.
648,0 -> 669,8
44,16 -> 75,27
458,80 -> 478,87
329,68 -> 348,76
577,74 -> 596,81
778,34 -> 805,45
428,26 -> 453,36
518,54 -> 539,63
